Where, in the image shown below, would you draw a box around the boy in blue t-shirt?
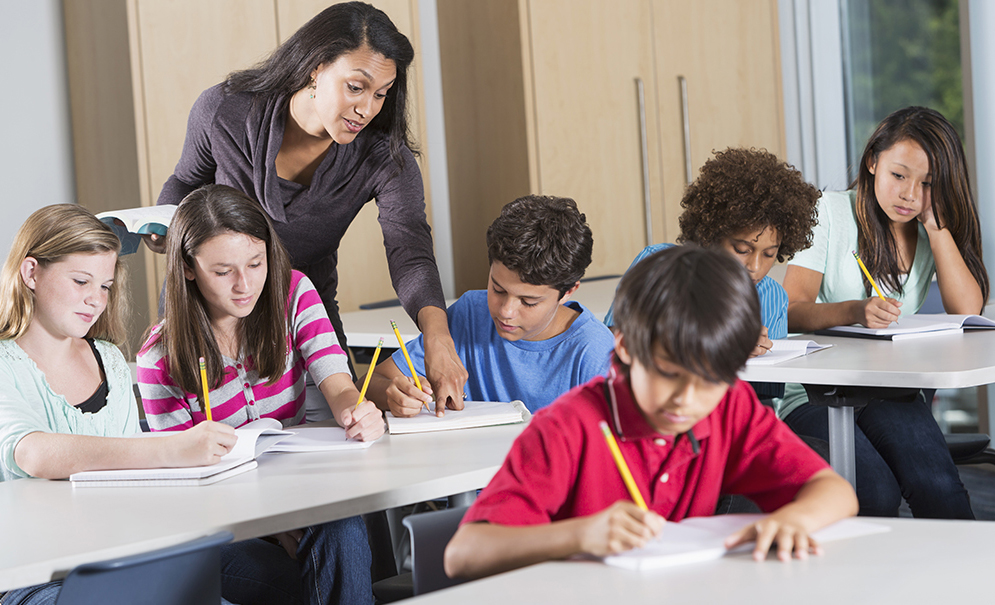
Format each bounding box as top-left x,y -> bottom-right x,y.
365,195 -> 615,415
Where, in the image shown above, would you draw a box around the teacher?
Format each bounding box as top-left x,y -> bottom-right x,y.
152,2 -> 468,407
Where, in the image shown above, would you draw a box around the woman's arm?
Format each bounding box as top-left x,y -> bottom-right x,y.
417,306 -> 468,411
784,265 -> 902,331
444,502 -> 664,580
13,424 -> 236,479
922,209 -> 984,313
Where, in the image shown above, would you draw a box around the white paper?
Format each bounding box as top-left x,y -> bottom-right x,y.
746,339 -> 832,366
386,400 -> 529,435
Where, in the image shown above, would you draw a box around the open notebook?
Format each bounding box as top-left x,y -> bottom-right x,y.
69,418 -> 376,486
602,514 -> 890,571
745,339 -> 832,366
96,205 -> 178,254
816,313 -> 995,341
386,400 -> 530,435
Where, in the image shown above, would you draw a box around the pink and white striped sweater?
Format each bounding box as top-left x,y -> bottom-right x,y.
137,271 -> 349,431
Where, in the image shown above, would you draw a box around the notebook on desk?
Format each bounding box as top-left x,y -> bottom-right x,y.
386,400 -> 530,435
602,514 -> 890,571
816,313 -> 995,341
745,339 -> 832,366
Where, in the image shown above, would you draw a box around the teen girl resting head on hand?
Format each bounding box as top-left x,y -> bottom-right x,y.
0,204 -> 234,486
779,106 -> 988,519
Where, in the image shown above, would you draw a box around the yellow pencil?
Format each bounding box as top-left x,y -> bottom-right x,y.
198,356 -> 213,422
852,250 -> 886,301
356,337 -> 384,409
391,320 -> 430,413
599,421 -> 648,511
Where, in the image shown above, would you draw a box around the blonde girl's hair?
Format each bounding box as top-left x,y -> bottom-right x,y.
0,204 -> 127,343
152,185 -> 292,396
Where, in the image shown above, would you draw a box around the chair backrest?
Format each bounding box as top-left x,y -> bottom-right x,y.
402,505 -> 470,596
54,531 -> 233,605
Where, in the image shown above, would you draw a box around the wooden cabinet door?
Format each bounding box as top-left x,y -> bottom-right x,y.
525,0 -> 663,277
652,0 -> 786,242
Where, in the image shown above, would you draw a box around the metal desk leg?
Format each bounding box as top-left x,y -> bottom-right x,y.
448,491 -> 476,508
828,405 -> 856,487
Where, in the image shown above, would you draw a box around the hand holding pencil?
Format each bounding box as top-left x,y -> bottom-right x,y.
851,251 -> 902,328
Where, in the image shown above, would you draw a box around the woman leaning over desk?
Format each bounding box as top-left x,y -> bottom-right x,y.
779,106 -> 988,519
150,1 -> 468,406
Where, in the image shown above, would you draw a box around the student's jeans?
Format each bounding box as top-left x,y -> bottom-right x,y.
0,585 -> 237,605
784,391 -> 974,519
220,516 -> 373,605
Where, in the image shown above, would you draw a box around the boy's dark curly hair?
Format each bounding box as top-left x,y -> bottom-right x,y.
487,195 -> 593,297
677,148 -> 820,263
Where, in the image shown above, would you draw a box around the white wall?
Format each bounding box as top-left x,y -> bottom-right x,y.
0,0 -> 75,259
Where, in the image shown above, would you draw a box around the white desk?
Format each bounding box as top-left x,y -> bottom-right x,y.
740,330 -> 995,484
0,422 -> 524,591
407,518 -> 992,604
339,277 -> 619,348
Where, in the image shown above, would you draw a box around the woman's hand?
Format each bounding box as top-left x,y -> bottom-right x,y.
855,296 -> 902,328
386,375 -> 433,417
749,326 -> 772,358
577,501 -> 665,557
167,421 -> 237,467
141,233 -> 167,254
418,307 -> 469,411
724,514 -> 822,562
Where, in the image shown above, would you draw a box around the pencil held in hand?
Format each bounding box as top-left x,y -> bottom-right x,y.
356,337 -> 384,409
391,320 -> 430,413
852,250 -> 886,301
599,421 -> 648,510
199,356 -> 212,422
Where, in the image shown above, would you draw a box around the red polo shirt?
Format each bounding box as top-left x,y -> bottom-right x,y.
463,364 -> 829,526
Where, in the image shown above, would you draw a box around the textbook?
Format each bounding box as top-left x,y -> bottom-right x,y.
602,514 -> 890,571
386,400 -> 530,435
70,418 -> 292,487
95,205 -> 178,255
815,313 -> 995,341
745,339 -> 832,366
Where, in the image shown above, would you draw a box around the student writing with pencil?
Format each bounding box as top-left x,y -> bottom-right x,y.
0,205 -> 237,604
137,185 -> 382,605
444,247 -> 856,581
780,107 -> 989,519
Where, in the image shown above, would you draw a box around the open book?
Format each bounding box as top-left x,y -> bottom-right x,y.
386,400 -> 530,435
745,339 -> 832,366
265,425 -> 379,453
816,313 -> 995,341
603,514 -> 890,571
96,205 -> 178,255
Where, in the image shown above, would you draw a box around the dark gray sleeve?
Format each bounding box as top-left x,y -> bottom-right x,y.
373,148 -> 446,325
156,85 -> 222,206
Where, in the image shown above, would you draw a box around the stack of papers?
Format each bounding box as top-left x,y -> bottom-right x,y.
745,339 -> 832,366
386,400 -> 529,435
603,514 -> 890,570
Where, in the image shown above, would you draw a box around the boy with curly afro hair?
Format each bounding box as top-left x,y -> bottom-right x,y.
606,148 -> 820,387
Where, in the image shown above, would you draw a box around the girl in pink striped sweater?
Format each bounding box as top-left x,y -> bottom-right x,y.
138,184 -> 382,605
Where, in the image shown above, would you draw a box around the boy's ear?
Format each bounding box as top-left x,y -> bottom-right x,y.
614,332 -> 632,365
19,257 -> 39,290
558,281 -> 581,304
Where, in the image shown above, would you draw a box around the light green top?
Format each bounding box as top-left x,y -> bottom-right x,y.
774,190 -> 936,419
0,339 -> 140,482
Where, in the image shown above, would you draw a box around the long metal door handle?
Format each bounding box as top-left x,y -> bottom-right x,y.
679,75 -> 692,184
636,78 -> 652,246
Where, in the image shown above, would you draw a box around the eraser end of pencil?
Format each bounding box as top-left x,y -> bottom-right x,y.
198,356 -> 206,368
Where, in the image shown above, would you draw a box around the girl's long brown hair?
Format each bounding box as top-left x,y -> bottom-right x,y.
154,185 -> 292,396
853,106 -> 989,305
0,204 -> 127,344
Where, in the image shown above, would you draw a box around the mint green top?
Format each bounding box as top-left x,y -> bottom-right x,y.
774,190 -> 936,419
0,339 -> 140,482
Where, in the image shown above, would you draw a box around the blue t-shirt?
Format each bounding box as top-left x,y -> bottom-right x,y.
603,243 -> 788,399
392,290 -> 615,413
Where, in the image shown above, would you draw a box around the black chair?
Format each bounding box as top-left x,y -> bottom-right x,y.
54,531 -> 232,605
946,433 -> 995,466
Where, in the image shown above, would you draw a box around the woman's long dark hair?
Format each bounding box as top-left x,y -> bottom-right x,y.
225,1 -> 416,167
853,106 -> 989,304
153,185 -> 293,397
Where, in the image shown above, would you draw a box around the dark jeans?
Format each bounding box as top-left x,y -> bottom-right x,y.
221,516 -> 373,605
0,583 -> 236,605
784,392 -> 974,519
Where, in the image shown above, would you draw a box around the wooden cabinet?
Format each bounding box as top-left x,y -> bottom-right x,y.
437,0 -> 785,292
63,0 -> 431,351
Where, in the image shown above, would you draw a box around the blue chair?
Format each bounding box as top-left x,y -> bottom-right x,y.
53,531 -> 233,605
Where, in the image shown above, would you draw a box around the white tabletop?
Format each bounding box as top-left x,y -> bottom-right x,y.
407,518 -> 992,604
339,278 -> 619,348
0,422 -> 525,591
740,330 -> 995,389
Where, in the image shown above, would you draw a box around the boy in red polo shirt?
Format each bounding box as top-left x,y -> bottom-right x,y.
444,246 -> 857,580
